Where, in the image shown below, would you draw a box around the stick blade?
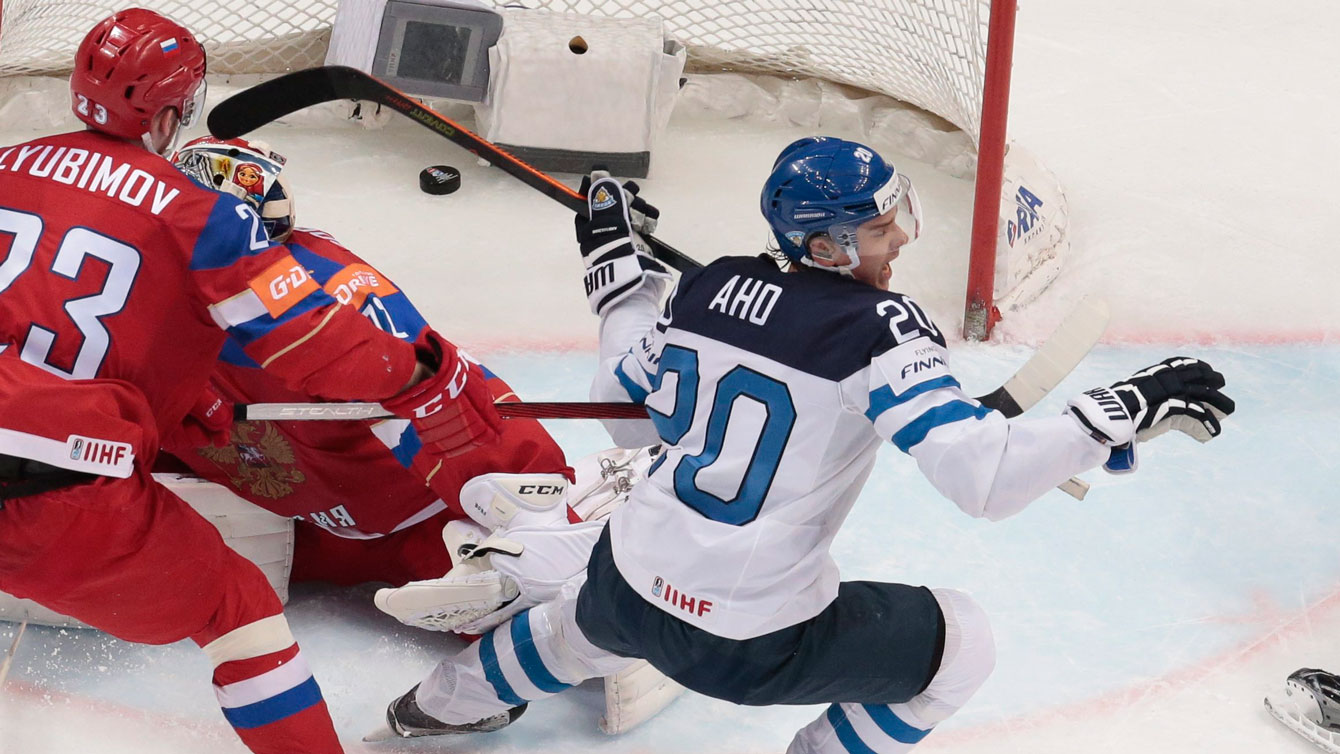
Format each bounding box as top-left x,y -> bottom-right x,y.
996,295 -> 1110,415
208,66 -> 360,138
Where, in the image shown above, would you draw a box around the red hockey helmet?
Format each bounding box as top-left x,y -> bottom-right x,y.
70,9 -> 207,142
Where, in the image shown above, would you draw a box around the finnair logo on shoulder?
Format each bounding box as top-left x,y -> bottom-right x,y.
900,356 -> 946,378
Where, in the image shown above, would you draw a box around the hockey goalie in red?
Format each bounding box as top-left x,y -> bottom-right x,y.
162,135 -> 573,588
0,9 -> 501,754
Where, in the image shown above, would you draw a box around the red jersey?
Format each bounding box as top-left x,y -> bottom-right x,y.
0,131 -> 416,436
163,229 -> 570,540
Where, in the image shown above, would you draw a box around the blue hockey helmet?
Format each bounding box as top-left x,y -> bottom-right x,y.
760,137 -> 922,271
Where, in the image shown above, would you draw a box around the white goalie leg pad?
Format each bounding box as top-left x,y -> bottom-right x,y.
600,659 -> 686,734
459,472 -> 570,530
373,523 -> 519,633
0,474 -> 294,628
786,588 -> 995,754
374,570 -> 520,633
569,445 -> 657,522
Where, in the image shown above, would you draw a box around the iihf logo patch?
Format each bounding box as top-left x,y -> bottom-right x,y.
592,186 -> 617,211
652,576 -> 663,597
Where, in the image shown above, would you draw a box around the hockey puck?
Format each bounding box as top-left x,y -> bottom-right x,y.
419,165 -> 461,195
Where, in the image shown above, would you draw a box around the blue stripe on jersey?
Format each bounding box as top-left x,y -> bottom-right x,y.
218,337 -> 261,368
614,360 -> 650,403
478,630 -> 527,707
510,610 -> 572,694
865,375 -> 962,421
891,401 -> 992,453
825,705 -> 879,754
189,194 -> 284,271
286,242 -> 345,282
220,676 -> 324,729
224,288 -> 337,347
391,426 -> 421,469
862,704 -> 931,744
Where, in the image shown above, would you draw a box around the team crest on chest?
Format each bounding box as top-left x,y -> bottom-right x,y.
198,421 -> 306,499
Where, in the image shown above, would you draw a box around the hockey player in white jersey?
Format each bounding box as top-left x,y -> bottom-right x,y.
371,137 -> 1236,751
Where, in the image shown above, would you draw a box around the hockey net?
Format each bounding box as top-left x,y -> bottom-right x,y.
0,0 -> 1065,338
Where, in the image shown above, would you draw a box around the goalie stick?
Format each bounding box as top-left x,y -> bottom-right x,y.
207,65 -> 699,274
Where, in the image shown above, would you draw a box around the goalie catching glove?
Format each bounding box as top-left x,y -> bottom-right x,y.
576,172 -> 672,316
374,521 -> 604,634
1066,356 -> 1235,472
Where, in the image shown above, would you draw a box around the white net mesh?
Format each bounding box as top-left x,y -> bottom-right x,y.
0,0 -> 992,139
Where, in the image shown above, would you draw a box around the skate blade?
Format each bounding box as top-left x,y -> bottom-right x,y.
361,724 -> 402,743
1265,693 -> 1340,754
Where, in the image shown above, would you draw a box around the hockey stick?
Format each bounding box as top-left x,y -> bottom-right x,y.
238,296 -> 1108,424
207,65 -> 700,274
209,68 -> 1106,417
0,619 -> 27,688
236,401 -> 649,422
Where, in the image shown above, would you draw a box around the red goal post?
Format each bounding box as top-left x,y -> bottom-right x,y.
0,0 -> 1064,340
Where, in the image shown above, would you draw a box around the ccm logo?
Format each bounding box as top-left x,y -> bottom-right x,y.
412,358 -> 469,418
518,485 -> 565,495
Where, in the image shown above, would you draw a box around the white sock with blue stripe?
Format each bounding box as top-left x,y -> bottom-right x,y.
416,598 -> 635,725
786,588 -> 996,754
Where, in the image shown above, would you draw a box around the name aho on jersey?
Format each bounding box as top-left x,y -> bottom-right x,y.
707,274 -> 782,325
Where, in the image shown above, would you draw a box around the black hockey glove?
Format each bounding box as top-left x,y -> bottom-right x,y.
1066,357 -> 1235,472
575,172 -> 670,316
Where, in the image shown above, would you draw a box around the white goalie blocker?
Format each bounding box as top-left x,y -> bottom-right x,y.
0,475 -> 294,629
474,9 -> 686,178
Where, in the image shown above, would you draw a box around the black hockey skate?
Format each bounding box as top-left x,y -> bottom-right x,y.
1265,668 -> 1340,753
363,683 -> 527,741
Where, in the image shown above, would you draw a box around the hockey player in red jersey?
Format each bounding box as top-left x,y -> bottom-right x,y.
0,9 -> 501,754
163,135 -> 573,588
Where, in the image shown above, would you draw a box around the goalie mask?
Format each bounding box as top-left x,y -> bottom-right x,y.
760,137 -> 922,273
172,136 -> 296,242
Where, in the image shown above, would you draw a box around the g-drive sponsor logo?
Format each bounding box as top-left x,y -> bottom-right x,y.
1006,185 -> 1045,247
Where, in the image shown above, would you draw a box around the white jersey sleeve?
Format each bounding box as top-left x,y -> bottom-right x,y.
590,276 -> 672,448
852,326 -> 1108,521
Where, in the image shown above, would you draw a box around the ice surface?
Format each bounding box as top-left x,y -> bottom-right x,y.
1,0 -> 1338,751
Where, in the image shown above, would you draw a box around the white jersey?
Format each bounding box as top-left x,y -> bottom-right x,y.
594,255 -> 1106,640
